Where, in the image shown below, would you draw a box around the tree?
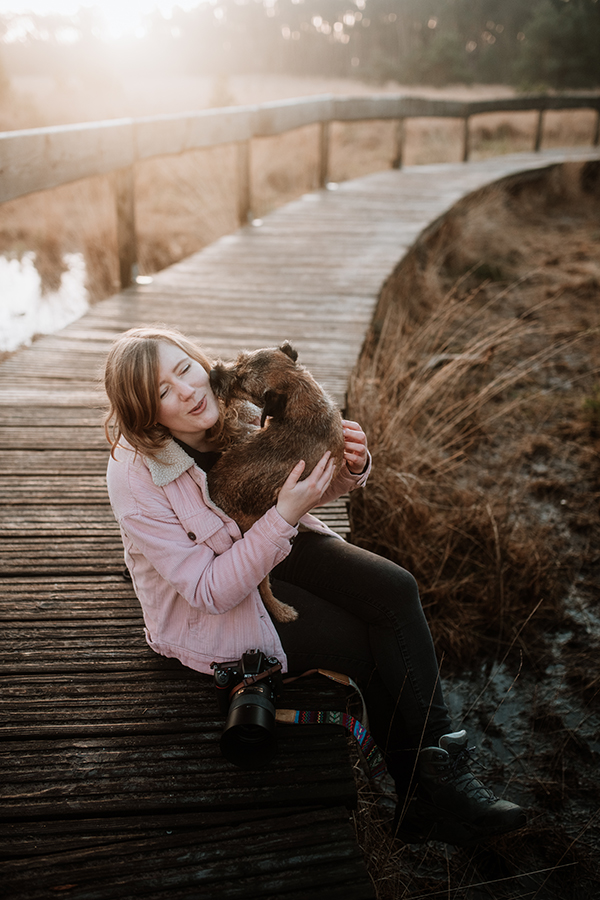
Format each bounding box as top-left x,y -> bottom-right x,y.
513,0 -> 600,89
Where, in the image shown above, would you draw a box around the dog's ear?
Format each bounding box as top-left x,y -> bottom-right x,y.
261,389 -> 288,426
209,362 -> 237,400
279,341 -> 298,363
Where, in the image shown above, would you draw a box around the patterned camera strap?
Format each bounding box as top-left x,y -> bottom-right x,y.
276,668 -> 387,779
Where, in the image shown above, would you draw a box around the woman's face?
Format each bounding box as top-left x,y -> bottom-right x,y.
155,341 -> 220,449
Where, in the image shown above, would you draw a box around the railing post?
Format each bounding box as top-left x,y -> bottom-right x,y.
392,118 -> 405,169
114,165 -> 137,289
534,109 -> 545,152
319,120 -> 330,188
462,116 -> 470,162
593,108 -> 600,147
237,139 -> 252,225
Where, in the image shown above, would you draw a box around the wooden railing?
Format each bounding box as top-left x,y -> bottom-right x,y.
1,92 -> 599,288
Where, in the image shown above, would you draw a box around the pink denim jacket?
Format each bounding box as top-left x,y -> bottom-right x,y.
106,438 -> 370,675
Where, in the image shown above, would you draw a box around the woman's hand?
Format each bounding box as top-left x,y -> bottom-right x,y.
276,451 -> 336,526
342,419 -> 369,475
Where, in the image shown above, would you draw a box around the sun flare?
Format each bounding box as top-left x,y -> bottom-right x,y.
0,0 -> 203,40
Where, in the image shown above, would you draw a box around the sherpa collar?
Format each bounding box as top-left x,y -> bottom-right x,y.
145,439 -> 196,487
143,401 -> 261,488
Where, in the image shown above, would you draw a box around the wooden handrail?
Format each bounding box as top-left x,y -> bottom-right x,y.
2,92 -> 599,286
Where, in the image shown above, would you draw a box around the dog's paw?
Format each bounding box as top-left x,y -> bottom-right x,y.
258,577 -> 299,623
271,601 -> 299,623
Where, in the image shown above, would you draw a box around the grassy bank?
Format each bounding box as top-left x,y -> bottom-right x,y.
347,160 -> 600,898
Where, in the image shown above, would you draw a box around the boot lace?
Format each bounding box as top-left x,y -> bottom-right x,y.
445,745 -> 498,802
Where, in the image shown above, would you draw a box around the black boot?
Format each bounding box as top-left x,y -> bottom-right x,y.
395,730 -> 526,846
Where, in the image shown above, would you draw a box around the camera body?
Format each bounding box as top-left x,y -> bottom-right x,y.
211,649 -> 283,769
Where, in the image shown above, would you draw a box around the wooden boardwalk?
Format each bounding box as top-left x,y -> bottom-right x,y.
1,146 -> 599,899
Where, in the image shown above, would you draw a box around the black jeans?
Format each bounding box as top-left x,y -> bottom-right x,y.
271,532 -> 452,784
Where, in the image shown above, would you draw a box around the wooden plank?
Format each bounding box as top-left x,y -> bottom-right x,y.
1,667 -> 360,813
0,450 -> 108,474
2,809 -> 373,900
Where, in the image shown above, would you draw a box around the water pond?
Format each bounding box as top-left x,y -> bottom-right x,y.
0,251 -> 89,354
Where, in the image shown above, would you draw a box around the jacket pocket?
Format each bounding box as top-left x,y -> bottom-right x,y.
178,510 -> 240,557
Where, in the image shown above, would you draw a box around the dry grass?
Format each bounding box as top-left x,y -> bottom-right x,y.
354,810 -> 599,900
348,284 -> 577,668
347,161 -> 600,675
468,108 -> 599,160
340,160 -> 600,900
350,659 -> 600,898
352,786 -> 588,900
0,174 -> 119,302
133,145 -> 240,274
350,683 -> 600,899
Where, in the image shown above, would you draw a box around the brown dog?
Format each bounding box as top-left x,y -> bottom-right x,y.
207,341 -> 345,622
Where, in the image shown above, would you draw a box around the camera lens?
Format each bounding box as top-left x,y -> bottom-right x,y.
220,685 -> 277,769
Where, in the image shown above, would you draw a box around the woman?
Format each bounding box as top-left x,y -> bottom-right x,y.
104,325 -> 525,845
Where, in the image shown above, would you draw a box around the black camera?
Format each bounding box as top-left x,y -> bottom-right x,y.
211,649 -> 283,769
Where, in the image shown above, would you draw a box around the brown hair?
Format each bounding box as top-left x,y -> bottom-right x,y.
104,325 -> 240,459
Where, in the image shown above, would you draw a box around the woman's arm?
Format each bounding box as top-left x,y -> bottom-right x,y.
107,450 -> 297,615
108,448 -> 336,615
121,500 -> 296,615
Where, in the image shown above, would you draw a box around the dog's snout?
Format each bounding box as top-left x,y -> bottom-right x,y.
261,389 -> 288,425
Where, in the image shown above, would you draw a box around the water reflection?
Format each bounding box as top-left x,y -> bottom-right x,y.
0,252 -> 89,353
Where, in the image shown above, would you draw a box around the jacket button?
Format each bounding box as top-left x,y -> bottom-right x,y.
187,532 -> 197,541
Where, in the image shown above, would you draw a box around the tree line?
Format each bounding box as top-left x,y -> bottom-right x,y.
0,0 -> 599,91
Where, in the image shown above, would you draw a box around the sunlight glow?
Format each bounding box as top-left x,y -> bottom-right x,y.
0,1 -> 205,40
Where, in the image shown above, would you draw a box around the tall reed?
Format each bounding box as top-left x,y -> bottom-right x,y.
347,270 -> 577,670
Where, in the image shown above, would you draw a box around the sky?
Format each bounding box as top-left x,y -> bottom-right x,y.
0,1 -> 205,39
